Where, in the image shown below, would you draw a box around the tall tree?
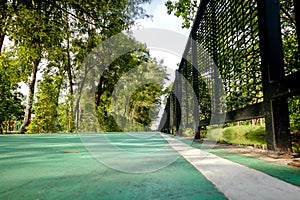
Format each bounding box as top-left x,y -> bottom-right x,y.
6,1 -> 65,133
1,0 -> 151,133
107,54 -> 168,132
0,0 -> 155,133
27,74 -> 61,133
0,51 -> 24,133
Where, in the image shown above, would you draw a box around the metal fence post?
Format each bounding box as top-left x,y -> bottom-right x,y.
257,0 -> 292,152
191,32 -> 200,132
165,97 -> 171,134
175,70 -> 182,135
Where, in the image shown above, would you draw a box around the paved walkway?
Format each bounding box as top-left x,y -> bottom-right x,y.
0,133 -> 226,200
162,134 -> 300,200
1,133 -> 300,199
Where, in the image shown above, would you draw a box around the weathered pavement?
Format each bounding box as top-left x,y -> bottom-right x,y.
162,134 -> 300,200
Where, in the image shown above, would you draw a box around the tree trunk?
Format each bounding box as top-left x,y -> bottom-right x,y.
66,39 -> 74,132
19,58 -> 40,134
123,96 -> 129,115
0,34 -> 5,56
0,0 -> 7,55
74,65 -> 89,131
95,75 -> 105,106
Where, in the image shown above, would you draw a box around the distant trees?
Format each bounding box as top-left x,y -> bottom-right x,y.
0,0 -> 169,133
110,57 -> 168,132
0,52 -> 24,133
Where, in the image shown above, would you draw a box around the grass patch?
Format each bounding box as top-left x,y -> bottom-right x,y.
206,125 -> 266,146
182,128 -> 194,137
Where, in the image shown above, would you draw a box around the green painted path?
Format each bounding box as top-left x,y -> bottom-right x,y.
163,135 -> 300,200
175,136 -> 300,187
0,133 -> 225,200
1,133 -> 300,200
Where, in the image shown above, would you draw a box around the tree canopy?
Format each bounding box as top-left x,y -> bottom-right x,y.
0,0 -> 169,133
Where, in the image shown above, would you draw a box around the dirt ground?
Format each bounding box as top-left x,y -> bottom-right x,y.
209,141 -> 300,168
179,136 -> 300,168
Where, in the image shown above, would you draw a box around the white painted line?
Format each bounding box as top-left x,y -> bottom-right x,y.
161,134 -> 300,200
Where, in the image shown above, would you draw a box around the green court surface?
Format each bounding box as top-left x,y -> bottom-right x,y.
175,136 -> 300,187
210,149 -> 300,187
0,133 -> 226,200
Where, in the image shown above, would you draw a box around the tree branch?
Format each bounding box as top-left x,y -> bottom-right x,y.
280,5 -> 297,25
50,2 -> 99,27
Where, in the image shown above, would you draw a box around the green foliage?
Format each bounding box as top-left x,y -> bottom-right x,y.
96,105 -> 122,132
289,96 -> 300,131
181,128 -> 194,137
27,75 -> 61,133
206,125 -> 266,146
280,1 -> 300,132
165,0 -> 198,28
129,83 -> 163,126
0,52 -> 24,133
280,0 -> 300,75
77,99 -> 101,132
1,0 -> 157,133
93,48 -> 168,132
56,95 -> 76,133
205,124 -> 300,153
292,132 -> 300,153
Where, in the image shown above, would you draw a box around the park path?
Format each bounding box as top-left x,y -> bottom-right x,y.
161,134 -> 300,200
